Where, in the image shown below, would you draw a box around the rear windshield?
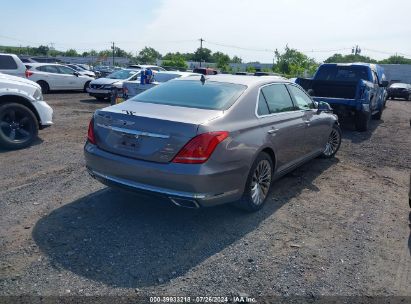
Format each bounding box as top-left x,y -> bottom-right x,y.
316,66 -> 370,82
131,80 -> 246,110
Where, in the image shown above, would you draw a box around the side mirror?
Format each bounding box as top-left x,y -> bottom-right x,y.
380,80 -> 389,87
73,72 -> 79,77
317,101 -> 333,113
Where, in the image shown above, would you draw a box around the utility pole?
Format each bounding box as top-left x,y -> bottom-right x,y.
199,38 -> 204,67
352,45 -> 361,55
111,42 -> 115,66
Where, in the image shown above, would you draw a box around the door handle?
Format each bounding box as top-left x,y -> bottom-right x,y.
267,128 -> 278,135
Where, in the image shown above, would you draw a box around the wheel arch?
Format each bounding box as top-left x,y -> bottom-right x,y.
260,147 -> 277,172
0,95 -> 41,124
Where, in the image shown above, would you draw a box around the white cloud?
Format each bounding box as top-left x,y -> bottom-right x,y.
139,0 -> 411,62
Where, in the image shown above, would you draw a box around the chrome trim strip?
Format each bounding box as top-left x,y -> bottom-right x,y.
96,123 -> 170,139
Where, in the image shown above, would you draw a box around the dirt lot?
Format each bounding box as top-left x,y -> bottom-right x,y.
0,92 -> 410,299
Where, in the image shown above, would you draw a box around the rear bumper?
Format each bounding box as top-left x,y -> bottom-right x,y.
313,97 -> 367,117
84,143 -> 246,207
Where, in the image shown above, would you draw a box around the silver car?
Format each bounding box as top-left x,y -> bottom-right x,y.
84,75 -> 341,212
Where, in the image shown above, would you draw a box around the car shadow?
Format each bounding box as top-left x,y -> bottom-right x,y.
340,117 -> 382,143
0,137 -> 44,153
32,157 -> 337,288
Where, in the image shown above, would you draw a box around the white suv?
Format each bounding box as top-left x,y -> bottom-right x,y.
0,73 -> 53,149
25,63 -> 94,93
0,53 -> 27,78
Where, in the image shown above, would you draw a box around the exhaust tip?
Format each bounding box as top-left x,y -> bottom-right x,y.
169,197 -> 200,209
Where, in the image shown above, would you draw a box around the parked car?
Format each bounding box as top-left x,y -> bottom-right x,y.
85,75 -> 341,212
193,67 -> 218,75
93,66 -> 118,78
87,68 -> 141,101
0,53 -> 27,78
25,63 -> 94,94
387,83 -> 411,100
111,71 -> 200,105
0,72 -> 53,149
127,65 -> 166,72
66,64 -> 96,78
296,63 -> 388,131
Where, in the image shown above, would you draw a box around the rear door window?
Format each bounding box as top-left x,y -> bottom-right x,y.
57,66 -> 75,75
287,85 -> 315,110
38,65 -> 59,73
259,84 -> 295,114
0,55 -> 18,69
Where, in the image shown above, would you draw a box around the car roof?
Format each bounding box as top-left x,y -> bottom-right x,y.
26,63 -> 64,66
175,74 -> 289,86
156,71 -> 200,76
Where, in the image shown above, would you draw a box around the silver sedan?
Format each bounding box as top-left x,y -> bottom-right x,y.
84,75 -> 341,212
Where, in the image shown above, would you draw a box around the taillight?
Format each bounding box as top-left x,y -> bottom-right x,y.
87,118 -> 96,145
172,131 -> 229,164
25,70 -> 33,78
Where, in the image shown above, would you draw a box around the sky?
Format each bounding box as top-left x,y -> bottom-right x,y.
1,0 -> 411,63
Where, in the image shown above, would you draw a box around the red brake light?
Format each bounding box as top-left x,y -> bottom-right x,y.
87,118 -> 96,145
172,131 -> 229,164
25,70 -> 33,78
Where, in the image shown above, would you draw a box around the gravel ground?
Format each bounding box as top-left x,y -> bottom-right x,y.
0,93 -> 410,300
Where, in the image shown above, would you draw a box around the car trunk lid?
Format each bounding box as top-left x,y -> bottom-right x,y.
93,100 -> 224,163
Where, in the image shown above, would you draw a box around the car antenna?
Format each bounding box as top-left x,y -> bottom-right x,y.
200,74 -> 206,85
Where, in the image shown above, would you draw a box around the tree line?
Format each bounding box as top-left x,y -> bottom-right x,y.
1,44 -> 410,77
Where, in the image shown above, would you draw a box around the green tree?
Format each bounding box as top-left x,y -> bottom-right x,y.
212,51 -> 231,70
137,47 -> 161,64
246,65 -> 256,73
64,49 -> 79,57
379,55 -> 411,64
274,46 -> 318,77
162,53 -> 188,69
193,47 -> 212,63
231,55 -> 242,63
324,53 -> 377,63
35,45 -> 49,56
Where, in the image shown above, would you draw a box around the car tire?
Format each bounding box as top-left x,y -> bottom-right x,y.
320,124 -> 341,158
234,152 -> 273,212
0,103 -> 39,149
83,81 -> 91,93
372,108 -> 383,120
37,81 -> 49,94
354,111 -> 370,132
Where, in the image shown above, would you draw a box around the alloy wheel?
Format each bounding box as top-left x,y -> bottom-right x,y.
250,160 -> 272,205
0,107 -> 33,143
323,128 -> 340,157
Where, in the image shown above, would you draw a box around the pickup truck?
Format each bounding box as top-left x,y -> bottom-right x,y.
296,63 -> 388,131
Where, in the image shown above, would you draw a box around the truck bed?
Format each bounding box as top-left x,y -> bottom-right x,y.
297,78 -> 358,99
